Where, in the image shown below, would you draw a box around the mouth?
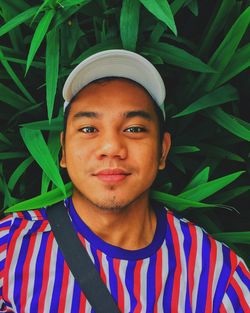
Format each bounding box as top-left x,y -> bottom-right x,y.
93,168 -> 131,183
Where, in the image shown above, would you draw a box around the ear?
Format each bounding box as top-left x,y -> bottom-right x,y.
158,132 -> 171,170
60,132 -> 67,168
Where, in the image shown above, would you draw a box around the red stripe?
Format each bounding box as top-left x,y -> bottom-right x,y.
37,232 -> 54,312
97,249 -> 107,285
219,303 -> 227,313
58,261 -> 70,313
0,243 -> 7,254
205,236 -> 217,313
79,292 -> 86,311
187,224 -> 197,307
231,276 -> 250,312
113,259 -> 124,312
168,212 -> 181,312
0,226 -> 11,232
20,222 -> 48,313
2,220 -> 28,302
238,261 -> 250,280
134,259 -> 143,313
154,247 -> 162,313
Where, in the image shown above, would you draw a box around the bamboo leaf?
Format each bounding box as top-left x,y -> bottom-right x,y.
0,83 -> 31,110
139,0 -> 177,35
4,182 -> 73,213
0,152 -> 27,160
26,9 -> 55,74
0,133 -> 12,146
198,144 -> 244,163
150,190 -> 217,211
60,0 -> 91,7
0,6 -> 38,37
171,145 -> 200,154
170,0 -> 192,15
205,107 -> 250,142
216,43 -> 250,87
173,84 -> 239,118
8,156 -> 33,191
20,117 -> 63,131
0,48 -> 35,103
20,128 -> 66,195
120,0 -> 140,51
46,27 -> 59,122
183,167 -> 210,191
210,186 -> 250,204
142,42 -> 215,73
178,171 -> 244,202
212,232 -> 250,244
187,0 -> 198,16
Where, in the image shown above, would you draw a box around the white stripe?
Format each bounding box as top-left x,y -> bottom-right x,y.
85,299 -> 92,313
101,253 -> 110,292
192,227 -> 203,312
140,257 -> 150,312
234,270 -> 250,303
211,241 -> 223,306
24,228 -> 45,312
42,238 -> 58,311
119,260 -> 130,312
64,269 -> 75,313
84,240 -> 95,263
7,221 -> 33,312
222,292 -> 235,312
157,240 -> 169,312
173,217 -> 187,313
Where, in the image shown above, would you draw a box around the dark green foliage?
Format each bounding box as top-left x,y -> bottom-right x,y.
0,0 -> 250,265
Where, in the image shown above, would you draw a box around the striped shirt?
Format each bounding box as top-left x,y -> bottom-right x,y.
0,197 -> 249,313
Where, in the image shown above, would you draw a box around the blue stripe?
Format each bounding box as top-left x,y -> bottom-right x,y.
0,219 -> 12,228
195,231 -> 211,313
108,257 -> 118,303
49,248 -> 64,312
226,283 -> 244,313
163,221 -> 175,311
70,281 -> 81,313
213,245 -> 231,313
236,264 -> 250,290
146,254 -> 156,313
125,261 -> 136,312
30,231 -> 49,312
180,221 -> 192,313
13,221 -> 42,312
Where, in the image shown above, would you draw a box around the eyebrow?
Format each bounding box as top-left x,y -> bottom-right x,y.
72,110 -> 152,121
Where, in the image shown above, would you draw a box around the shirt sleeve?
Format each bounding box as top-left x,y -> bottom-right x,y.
0,214 -> 13,312
219,258 -> 250,313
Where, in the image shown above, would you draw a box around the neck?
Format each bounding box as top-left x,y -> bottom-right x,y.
72,191 -> 157,250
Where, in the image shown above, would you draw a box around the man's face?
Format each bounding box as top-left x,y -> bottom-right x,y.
60,79 -> 170,212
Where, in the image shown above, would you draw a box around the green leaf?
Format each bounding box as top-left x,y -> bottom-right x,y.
139,0 -> 177,35
173,84 -> 239,118
20,117 -> 63,131
26,9 -> 55,75
8,156 -> 33,191
212,232 -> 250,244
46,27 -> 59,122
0,48 -> 35,103
71,39 -> 123,65
120,0 -> 140,51
142,42 -> 215,73
216,43 -> 250,87
171,145 -> 200,154
205,107 -> 250,142
170,0 -> 192,15
20,128 -> 66,195
183,167 -> 210,191
4,182 -> 73,213
0,133 -> 12,146
0,83 -> 31,110
198,144 -> 244,163
210,186 -> 250,204
150,190 -> 217,211
0,6 -> 38,37
187,0 -> 198,16
178,171 -> 244,202
0,152 -> 27,160
60,0 -> 91,7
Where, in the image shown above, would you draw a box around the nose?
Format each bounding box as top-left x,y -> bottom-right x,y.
95,131 -> 127,160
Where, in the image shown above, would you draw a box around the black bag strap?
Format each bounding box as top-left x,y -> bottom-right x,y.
46,202 -> 120,313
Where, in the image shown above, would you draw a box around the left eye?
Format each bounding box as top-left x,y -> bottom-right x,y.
80,126 -> 97,133
125,126 -> 146,133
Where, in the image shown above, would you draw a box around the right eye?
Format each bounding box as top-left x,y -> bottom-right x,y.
80,126 -> 98,133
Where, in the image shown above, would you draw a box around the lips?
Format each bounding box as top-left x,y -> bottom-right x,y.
93,168 -> 131,183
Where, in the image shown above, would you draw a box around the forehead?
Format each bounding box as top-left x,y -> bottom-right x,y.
68,78 -> 157,118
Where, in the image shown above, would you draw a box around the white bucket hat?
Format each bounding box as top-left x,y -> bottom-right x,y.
62,49 -> 166,113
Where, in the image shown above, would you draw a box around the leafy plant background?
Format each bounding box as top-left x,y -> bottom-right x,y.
0,0 -> 250,266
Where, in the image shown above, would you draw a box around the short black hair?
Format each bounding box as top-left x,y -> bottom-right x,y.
63,77 -> 166,143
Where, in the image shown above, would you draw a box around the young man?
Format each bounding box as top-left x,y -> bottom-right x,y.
0,50 -> 249,313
